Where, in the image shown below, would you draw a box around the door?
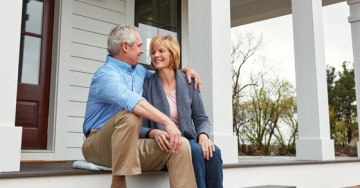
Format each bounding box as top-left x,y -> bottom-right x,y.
16,0 -> 54,149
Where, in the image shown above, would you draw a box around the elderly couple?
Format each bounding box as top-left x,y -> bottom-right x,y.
82,25 -> 223,188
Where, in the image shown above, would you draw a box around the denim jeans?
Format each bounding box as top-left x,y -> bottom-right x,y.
189,140 -> 223,188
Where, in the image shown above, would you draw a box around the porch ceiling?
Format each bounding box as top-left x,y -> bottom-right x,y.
230,0 -> 346,27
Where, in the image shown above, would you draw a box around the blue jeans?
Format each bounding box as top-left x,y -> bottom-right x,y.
189,140 -> 223,188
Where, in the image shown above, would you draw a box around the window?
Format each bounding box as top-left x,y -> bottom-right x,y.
135,0 -> 181,69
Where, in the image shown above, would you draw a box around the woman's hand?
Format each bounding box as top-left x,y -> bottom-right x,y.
198,134 -> 215,160
149,129 -> 171,151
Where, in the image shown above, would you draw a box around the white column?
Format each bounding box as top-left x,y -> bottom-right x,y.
0,0 -> 23,171
188,0 -> 238,163
347,0 -> 360,156
291,0 -> 334,160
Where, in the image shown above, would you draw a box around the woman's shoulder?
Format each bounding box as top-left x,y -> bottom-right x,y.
175,70 -> 195,89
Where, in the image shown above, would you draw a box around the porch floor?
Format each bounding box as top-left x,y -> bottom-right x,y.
0,161 -> 109,179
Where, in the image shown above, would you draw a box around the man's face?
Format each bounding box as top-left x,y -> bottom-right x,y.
126,31 -> 144,66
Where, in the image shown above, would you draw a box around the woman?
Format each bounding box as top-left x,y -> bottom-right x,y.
139,35 -> 223,188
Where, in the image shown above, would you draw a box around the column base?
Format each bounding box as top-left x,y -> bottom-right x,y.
296,138 -> 334,160
0,126 -> 22,172
210,134 -> 238,164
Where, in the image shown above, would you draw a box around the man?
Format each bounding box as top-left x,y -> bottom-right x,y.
82,25 -> 200,188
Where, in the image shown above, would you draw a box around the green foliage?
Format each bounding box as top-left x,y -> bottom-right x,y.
239,77 -> 297,155
326,61 -> 358,145
332,120 -> 348,146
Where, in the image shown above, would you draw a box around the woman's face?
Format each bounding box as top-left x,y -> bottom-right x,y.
151,43 -> 172,70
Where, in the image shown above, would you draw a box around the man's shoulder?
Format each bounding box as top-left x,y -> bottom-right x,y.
94,62 -> 119,75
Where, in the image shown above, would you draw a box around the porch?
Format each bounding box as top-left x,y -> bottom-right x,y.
1,157 -> 360,188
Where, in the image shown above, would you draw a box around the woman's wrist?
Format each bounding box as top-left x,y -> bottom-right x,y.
198,133 -> 208,141
149,129 -> 158,139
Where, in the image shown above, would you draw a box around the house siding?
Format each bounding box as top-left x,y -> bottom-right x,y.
66,0 -> 127,160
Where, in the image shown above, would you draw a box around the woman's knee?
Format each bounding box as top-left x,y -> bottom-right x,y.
210,145 -> 222,162
189,141 -> 203,157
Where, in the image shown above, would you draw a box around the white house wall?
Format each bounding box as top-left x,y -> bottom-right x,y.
66,0 -> 134,160
21,0 -> 134,160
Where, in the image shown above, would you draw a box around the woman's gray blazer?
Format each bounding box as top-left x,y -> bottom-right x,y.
139,70 -> 211,141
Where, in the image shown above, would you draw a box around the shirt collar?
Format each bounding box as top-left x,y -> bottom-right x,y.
106,55 -> 137,73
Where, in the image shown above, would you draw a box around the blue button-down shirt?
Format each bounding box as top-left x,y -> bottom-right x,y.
83,55 -> 153,135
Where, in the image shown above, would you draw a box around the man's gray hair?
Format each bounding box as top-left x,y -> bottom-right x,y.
107,25 -> 139,55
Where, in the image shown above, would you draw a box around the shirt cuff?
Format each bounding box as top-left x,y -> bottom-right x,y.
126,94 -> 144,112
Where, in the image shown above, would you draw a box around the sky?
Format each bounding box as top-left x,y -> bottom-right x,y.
231,2 -> 353,86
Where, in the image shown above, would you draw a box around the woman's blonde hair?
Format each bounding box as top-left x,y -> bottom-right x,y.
149,35 -> 180,70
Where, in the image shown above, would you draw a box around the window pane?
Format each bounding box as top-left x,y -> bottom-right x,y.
139,23 -> 177,65
139,0 -> 178,33
22,0 -> 44,34
19,35 -> 41,84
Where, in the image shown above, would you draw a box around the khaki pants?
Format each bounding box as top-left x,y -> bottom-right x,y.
82,110 -> 197,188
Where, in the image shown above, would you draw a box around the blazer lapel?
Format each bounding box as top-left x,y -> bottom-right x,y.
175,70 -> 188,131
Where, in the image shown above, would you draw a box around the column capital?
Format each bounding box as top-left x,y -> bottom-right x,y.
348,0 -> 360,23
348,0 -> 360,5
349,15 -> 360,23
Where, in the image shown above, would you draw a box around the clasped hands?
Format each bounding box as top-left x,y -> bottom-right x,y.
149,129 -> 215,160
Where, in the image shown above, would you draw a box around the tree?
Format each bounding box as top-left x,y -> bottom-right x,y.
231,32 -> 264,147
327,61 -> 357,145
239,76 -> 297,155
274,94 -> 298,154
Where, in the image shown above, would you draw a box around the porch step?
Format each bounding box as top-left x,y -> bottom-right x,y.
243,186 -> 296,188
0,160 -> 170,188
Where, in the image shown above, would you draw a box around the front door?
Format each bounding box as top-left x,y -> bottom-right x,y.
16,0 -> 54,149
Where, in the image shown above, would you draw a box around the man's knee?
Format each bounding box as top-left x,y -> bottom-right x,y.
178,137 -> 191,153
114,110 -> 142,127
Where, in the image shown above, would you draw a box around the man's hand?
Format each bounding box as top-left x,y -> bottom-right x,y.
163,121 -> 182,153
149,129 -> 171,151
133,100 -> 182,153
198,134 -> 215,160
179,67 -> 202,91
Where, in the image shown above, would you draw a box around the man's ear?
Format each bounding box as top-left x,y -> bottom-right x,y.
121,42 -> 128,52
